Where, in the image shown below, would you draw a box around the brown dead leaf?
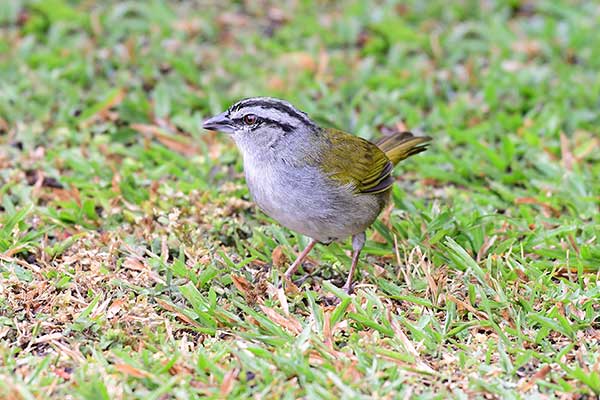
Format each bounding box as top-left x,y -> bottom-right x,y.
372,264 -> 388,278
246,315 -> 260,328
173,18 -> 202,35
476,235 -> 497,262
283,276 -> 301,296
512,39 -> 542,58
131,123 -> 198,156
43,186 -> 81,205
111,171 -> 121,194
445,294 -> 489,321
308,351 -> 325,366
560,132 -> 574,171
388,309 -> 419,358
155,298 -> 202,328
217,12 -> 249,28
220,368 -> 239,396
91,297 -> 112,319
154,131 -> 197,155
395,120 -> 409,133
80,88 -> 126,127
501,60 -> 525,72
340,360 -> 362,383
0,326 -> 9,340
267,76 -> 286,92
518,364 -> 551,392
279,52 -> 317,73
271,246 -> 287,268
567,234 -> 580,255
52,366 -> 72,380
123,257 -> 146,272
1,246 -> 31,259
515,197 -> 560,218
167,361 -> 194,376
316,48 -> 329,81
259,305 -> 302,335
231,274 -> 256,303
107,298 -> 126,319
421,177 -> 443,187
515,268 -> 529,282
114,363 -> 151,379
0,116 -> 9,132
419,256 -> 440,305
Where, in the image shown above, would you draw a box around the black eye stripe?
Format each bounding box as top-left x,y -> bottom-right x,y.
252,103 -> 311,126
268,120 -> 294,133
230,98 -> 316,130
232,116 -> 294,133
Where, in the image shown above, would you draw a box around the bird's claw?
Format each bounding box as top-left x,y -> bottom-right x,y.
342,283 -> 354,295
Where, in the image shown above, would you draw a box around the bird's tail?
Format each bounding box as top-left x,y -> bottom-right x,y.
376,131 -> 432,165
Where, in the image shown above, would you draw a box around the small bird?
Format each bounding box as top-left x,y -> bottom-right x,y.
203,97 -> 431,293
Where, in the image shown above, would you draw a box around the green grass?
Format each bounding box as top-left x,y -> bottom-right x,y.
1,0 -> 599,398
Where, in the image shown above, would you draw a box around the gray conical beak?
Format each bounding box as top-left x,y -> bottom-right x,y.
203,112 -> 234,133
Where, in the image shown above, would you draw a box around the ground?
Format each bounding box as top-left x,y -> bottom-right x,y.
0,0 -> 599,399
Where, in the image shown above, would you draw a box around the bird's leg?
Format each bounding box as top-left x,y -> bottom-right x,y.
342,232 -> 366,294
284,238 -> 318,281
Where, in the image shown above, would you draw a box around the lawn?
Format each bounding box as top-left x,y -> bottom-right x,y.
1,0 -> 599,398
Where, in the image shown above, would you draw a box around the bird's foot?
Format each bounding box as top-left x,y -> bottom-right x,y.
341,283 -> 354,295
320,293 -> 341,306
293,275 -> 310,287
283,271 -> 309,286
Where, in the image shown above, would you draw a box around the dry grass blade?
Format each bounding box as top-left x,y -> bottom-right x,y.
560,132 -> 574,171
220,368 -> 239,396
114,363 -> 152,379
445,294 -> 489,321
259,305 -> 302,335
132,123 -> 198,156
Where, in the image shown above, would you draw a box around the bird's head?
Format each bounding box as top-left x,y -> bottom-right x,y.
203,97 -> 320,158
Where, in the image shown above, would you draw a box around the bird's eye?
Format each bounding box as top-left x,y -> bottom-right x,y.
243,114 -> 257,125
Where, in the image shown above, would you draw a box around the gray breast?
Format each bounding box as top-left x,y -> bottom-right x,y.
243,157 -> 386,243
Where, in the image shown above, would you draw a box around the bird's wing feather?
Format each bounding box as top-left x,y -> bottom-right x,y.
376,131 -> 432,165
320,128 -> 393,194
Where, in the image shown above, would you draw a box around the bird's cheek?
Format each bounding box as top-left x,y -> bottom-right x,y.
232,130 -> 247,139
231,133 -> 247,149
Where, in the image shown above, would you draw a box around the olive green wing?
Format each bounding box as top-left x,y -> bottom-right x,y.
375,131 -> 431,165
320,128 -> 394,194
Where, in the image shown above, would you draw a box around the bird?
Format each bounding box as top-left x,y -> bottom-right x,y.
203,97 -> 431,293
